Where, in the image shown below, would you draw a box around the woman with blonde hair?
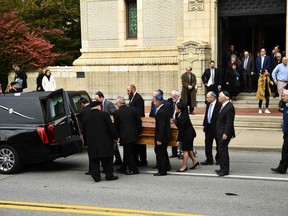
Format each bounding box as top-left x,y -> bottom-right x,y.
256,69 -> 273,114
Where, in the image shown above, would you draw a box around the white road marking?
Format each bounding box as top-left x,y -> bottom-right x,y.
141,171 -> 288,182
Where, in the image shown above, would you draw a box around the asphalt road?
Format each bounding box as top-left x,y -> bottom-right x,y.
0,146 -> 287,216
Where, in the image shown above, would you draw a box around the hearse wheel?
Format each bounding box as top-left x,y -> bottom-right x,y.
0,145 -> 22,174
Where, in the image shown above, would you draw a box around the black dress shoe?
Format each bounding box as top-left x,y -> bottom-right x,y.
215,161 -> 220,165
169,154 -> 177,158
91,176 -> 101,182
113,161 -> 122,165
153,172 -> 167,176
190,162 -> 199,170
271,168 -> 286,174
85,171 -> 91,175
138,161 -> 148,167
176,167 -> 188,172
152,166 -> 157,169
215,169 -> 221,173
201,161 -> 214,165
126,170 -> 139,175
105,176 -> 119,181
217,171 -> 229,177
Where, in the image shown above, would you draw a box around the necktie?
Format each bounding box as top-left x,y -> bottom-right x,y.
244,58 -> 248,70
207,103 -> 213,124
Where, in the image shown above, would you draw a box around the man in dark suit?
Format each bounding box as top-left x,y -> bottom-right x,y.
202,91 -> 222,165
83,101 -> 119,182
114,96 -> 142,175
241,51 -> 255,93
127,84 -> 147,166
167,90 -> 183,158
95,91 -> 122,165
215,91 -> 235,176
36,69 -> 45,91
78,97 -> 91,175
271,89 -> 288,174
153,95 -> 172,176
202,61 -> 222,95
256,48 -> 271,75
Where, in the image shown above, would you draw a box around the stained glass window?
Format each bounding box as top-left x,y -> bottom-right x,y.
126,0 -> 137,38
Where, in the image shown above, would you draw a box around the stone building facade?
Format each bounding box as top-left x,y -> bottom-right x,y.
15,0 -> 287,100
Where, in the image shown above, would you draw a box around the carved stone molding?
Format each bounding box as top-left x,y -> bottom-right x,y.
188,0 -> 204,11
218,0 -> 286,17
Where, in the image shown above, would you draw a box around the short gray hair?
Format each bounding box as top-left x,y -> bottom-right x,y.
171,90 -> 180,97
116,96 -> 126,104
276,52 -> 282,57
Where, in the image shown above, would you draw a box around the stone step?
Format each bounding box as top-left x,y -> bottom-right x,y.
189,114 -> 282,130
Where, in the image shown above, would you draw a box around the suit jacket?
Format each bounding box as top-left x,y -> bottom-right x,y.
103,99 -> 116,115
201,68 -> 222,86
78,105 -> 91,126
155,105 -> 172,144
167,98 -> 184,119
83,109 -> 118,159
113,105 -> 142,144
176,111 -> 196,144
14,69 -> 27,89
150,100 -> 172,118
36,73 -> 45,91
129,92 -> 145,117
203,100 -> 222,134
216,102 -> 235,140
241,56 -> 255,76
256,55 -> 271,74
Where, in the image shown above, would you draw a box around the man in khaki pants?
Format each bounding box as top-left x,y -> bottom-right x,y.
272,57 -> 288,112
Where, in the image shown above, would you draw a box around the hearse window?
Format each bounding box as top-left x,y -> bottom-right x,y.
47,94 -> 65,119
71,94 -> 90,113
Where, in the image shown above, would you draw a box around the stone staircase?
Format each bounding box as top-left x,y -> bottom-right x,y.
196,92 -> 280,109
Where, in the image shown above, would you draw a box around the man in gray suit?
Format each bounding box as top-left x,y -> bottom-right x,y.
95,91 -> 116,115
241,51 -> 255,93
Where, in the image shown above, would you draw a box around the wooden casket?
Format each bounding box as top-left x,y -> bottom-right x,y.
136,117 -> 178,146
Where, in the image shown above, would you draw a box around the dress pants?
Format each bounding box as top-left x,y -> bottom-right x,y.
123,142 -> 138,172
277,135 -> 288,173
171,146 -> 178,156
134,144 -> 147,164
154,143 -> 170,174
205,124 -> 219,163
218,138 -> 231,173
90,156 -> 114,179
243,73 -> 254,92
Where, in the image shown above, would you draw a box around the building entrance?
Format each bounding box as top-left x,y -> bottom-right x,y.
217,0 -> 286,70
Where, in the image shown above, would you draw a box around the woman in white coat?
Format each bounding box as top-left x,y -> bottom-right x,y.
42,69 -> 57,91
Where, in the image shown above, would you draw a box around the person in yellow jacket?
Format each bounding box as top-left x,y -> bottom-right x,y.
256,69 -> 274,114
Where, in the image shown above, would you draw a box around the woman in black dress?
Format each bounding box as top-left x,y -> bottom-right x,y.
175,101 -> 199,172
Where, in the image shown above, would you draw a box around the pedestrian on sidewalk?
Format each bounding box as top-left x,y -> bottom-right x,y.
272,57 -> 288,112
256,69 -> 273,114
271,89 -> 288,174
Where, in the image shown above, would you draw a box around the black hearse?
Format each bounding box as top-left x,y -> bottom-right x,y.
0,89 -> 91,174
